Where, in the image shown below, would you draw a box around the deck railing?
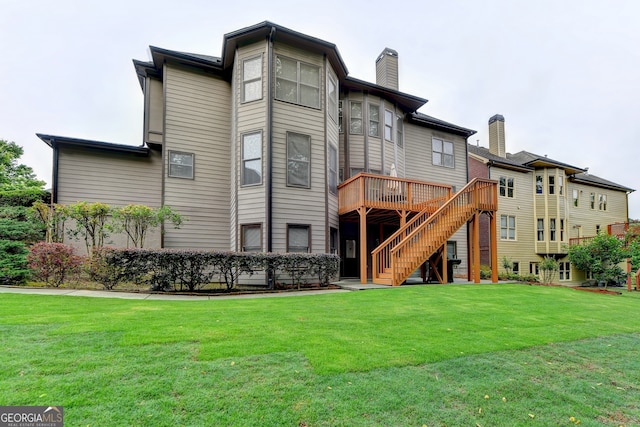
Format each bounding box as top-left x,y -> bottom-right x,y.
338,173 -> 452,215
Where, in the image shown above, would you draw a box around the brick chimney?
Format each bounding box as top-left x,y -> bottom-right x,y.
488,114 -> 506,158
376,48 -> 399,91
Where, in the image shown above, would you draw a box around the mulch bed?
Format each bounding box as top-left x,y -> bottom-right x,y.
574,287 -> 622,295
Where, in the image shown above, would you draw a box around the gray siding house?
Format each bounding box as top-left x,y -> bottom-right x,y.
39,21 -> 498,286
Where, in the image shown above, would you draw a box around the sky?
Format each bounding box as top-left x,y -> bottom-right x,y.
1,0 -> 638,218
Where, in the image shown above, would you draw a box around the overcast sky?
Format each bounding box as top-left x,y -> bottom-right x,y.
1,0 -> 638,218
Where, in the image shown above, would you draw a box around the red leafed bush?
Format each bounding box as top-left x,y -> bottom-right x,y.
27,242 -> 83,287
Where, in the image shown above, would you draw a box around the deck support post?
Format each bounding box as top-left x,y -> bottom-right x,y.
473,211 -> 481,283
489,212 -> 498,283
358,206 -> 368,284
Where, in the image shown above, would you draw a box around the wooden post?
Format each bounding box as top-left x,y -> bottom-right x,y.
473,211 -> 481,283
442,243 -> 448,284
490,212 -> 498,283
359,206 -> 368,284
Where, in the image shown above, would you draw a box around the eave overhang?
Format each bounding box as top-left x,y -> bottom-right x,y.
37,133 -> 149,157
409,112 -> 476,137
345,76 -> 428,113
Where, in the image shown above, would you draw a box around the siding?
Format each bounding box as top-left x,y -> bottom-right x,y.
146,77 -> 164,144
163,64 -> 231,249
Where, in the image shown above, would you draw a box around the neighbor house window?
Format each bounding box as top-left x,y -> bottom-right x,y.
330,227 -> 338,254
287,132 -> 311,188
590,192 -> 595,209
368,104 -> 379,137
338,101 -> 343,133
559,262 -> 571,281
530,262 -> 539,275
396,115 -> 403,147
536,175 -> 543,194
499,176 -> 514,198
573,189 -> 579,207
275,56 -> 320,108
168,151 -> 194,179
242,56 -> 262,102
500,215 -> 516,240
327,73 -> 338,122
560,219 -> 565,242
241,224 -> 262,252
559,176 -> 564,195
537,218 -> 544,241
548,175 -> 555,195
287,224 -> 310,253
242,132 -> 262,186
384,109 -> 393,141
432,138 -> 454,168
512,262 -> 520,274
350,102 -> 363,134
550,218 -> 557,241
599,194 -> 607,211
328,144 -> 338,195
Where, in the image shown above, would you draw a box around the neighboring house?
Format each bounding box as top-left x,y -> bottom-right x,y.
38,21 -> 498,286
469,114 -> 634,284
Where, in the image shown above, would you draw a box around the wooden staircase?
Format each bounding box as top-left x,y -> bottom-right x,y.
372,178 -> 497,286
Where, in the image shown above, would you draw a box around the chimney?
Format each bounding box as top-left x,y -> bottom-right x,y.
488,114 -> 506,158
376,48 -> 399,91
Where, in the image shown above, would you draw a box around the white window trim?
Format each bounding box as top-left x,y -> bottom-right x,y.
242,55 -> 263,103
168,151 -> 194,179
241,131 -> 263,187
432,138 -> 455,168
286,132 -> 311,188
275,55 -> 320,109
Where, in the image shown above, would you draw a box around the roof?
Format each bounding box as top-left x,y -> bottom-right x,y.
37,134 -> 150,156
467,144 -> 533,172
410,113 -> 476,138
570,173 -> 635,193
507,150 -> 585,175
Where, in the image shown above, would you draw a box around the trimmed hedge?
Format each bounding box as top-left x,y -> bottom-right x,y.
0,189 -> 49,207
93,248 -> 340,291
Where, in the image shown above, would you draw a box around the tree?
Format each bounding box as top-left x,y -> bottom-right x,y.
66,201 -> 111,256
567,233 -> 627,288
110,204 -> 182,248
0,139 -> 45,190
539,256 -> 558,285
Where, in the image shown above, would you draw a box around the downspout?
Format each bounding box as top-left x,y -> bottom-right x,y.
266,26 -> 275,286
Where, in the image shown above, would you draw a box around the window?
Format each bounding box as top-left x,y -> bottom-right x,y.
432,138 -> 454,168
559,176 -> 564,195
368,104 -> 379,137
396,115 -> 403,147
275,56 -> 320,108
550,218 -> 556,241
327,73 -> 338,122
242,56 -> 262,102
560,219 -> 565,242
536,175 -> 543,194
242,132 -> 262,186
530,262 -> 539,275
287,224 -> 310,253
590,192 -> 595,209
168,151 -> 194,179
287,132 -> 311,188
559,262 -> 571,281
500,215 -> 516,240
384,109 -> 393,141
330,227 -> 338,255
573,189 -> 579,207
499,176 -> 514,198
548,175 -> 555,195
599,194 -> 607,211
241,224 -> 262,252
537,218 -> 544,241
446,241 -> 457,259
596,224 -> 601,234
338,101 -> 343,133
350,102 -> 363,134
512,262 -> 520,274
328,144 -> 338,195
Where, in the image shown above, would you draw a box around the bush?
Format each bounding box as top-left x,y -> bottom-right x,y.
0,189 -> 49,207
0,239 -> 31,285
27,242 -> 83,287
0,218 -> 44,243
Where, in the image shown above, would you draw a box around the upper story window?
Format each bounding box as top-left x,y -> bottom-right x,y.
338,101 -> 343,133
559,176 -> 564,195
241,224 -> 262,252
499,176 -> 514,198
590,192 -> 596,209
548,175 -> 555,195
275,56 -> 320,108
287,132 -> 311,188
327,73 -> 338,122
287,224 -> 310,253
328,144 -> 338,195
432,138 -> 454,168
573,189 -> 579,207
349,102 -> 363,134
550,218 -> 557,241
384,109 -> 393,141
599,194 -> 607,211
368,104 -> 379,137
168,151 -> 194,179
536,175 -> 543,194
537,218 -> 544,241
500,215 -> 516,240
242,132 -> 262,186
242,56 -> 262,102
396,115 -> 403,147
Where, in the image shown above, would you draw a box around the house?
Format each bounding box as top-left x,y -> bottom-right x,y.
469,114 -> 634,284
38,21 -> 498,286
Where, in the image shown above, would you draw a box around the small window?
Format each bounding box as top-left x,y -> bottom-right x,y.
596,224 -> 601,234
241,224 -> 262,252
550,218 -> 556,241
368,104 -> 379,137
590,192 -> 596,209
328,144 -> 338,195
242,132 -> 262,186
338,101 -> 343,133
396,115 -> 403,147
287,224 -> 310,253
573,189 -> 579,207
242,56 -> 262,102
560,219 -> 565,242
446,241 -> 457,259
500,215 -> 516,240
330,227 -> 338,255
559,176 -> 564,195
536,175 -> 543,194
384,109 -> 393,141
327,73 -> 338,122
598,194 -> 607,211
537,218 -> 544,241
168,151 -> 194,179
350,102 -> 363,134
275,56 -> 320,108
287,132 -> 311,188
549,175 -> 555,195
499,176 -> 515,198
512,262 -> 520,274
432,138 -> 454,168
559,262 -> 571,281
530,262 -> 539,275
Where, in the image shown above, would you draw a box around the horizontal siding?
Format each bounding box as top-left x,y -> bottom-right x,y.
163,64 -> 231,250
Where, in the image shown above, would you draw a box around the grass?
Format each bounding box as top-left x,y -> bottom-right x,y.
1,283 -> 640,426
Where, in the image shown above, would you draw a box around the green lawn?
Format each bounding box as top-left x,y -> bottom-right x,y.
1,284 -> 639,426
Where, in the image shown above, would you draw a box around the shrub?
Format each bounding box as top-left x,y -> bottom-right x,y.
27,242 -> 83,287
0,188 -> 49,207
0,218 -> 44,243
0,239 -> 31,285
